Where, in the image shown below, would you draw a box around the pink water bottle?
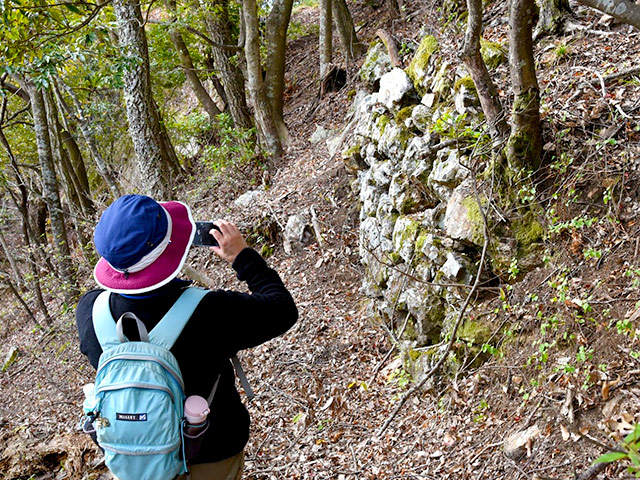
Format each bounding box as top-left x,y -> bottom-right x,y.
183,395 -> 210,461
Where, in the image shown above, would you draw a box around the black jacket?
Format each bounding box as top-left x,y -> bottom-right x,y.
75,248 -> 298,463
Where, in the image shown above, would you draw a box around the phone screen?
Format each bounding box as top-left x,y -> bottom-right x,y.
193,222 -> 220,247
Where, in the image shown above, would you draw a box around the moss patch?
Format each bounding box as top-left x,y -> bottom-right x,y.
461,196 -> 486,246
454,76 -> 476,93
512,210 -> 544,255
480,39 -> 507,70
342,144 -> 361,158
395,106 -> 415,126
407,35 -> 439,93
377,114 -> 390,135
458,320 -> 492,345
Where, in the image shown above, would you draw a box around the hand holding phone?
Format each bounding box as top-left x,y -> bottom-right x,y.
193,222 -> 221,247
208,220 -> 248,263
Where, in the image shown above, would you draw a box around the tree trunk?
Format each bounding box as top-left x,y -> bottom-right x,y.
460,0 -> 508,141
577,0 -> 640,30
332,0 -> 365,62
166,0 -> 222,122
243,0 -> 283,158
44,89 -> 83,217
535,0 -> 571,39
57,82 -> 122,199
23,79 -> 79,300
206,57 -> 229,107
320,0 -> 333,78
59,129 -> 94,215
112,0 -> 177,197
54,90 -> 94,213
507,0 -> 543,170
201,0 -> 252,129
265,0 -> 293,144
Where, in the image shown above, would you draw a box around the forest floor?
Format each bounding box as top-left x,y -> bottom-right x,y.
2,0 -> 640,479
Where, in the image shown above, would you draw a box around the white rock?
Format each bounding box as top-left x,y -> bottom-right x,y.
503,425 -> 540,461
440,252 -> 464,280
310,125 -> 333,144
378,68 -> 414,109
284,213 -> 310,243
234,190 -> 263,208
443,180 -> 479,245
392,216 -> 419,263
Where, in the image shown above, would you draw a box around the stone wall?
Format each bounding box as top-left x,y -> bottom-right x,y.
343,36 -> 510,378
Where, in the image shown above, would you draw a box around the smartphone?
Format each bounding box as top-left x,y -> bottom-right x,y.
193,222 -> 221,247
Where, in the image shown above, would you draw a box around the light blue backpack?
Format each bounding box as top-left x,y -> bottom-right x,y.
87,287 -> 208,480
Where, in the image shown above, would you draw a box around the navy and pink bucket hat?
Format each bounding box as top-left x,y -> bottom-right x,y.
93,194 -> 195,294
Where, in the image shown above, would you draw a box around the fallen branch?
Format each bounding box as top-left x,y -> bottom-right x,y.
592,65 -> 640,85
574,461 -> 607,480
376,29 -> 403,67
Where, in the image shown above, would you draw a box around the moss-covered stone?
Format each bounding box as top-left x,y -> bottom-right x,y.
460,195 -> 485,246
454,76 -> 476,93
395,106 -> 415,126
458,320 -> 492,345
431,61 -> 452,95
512,210 -> 544,255
392,216 -> 420,262
407,35 -> 439,94
377,114 -> 390,134
480,39 -> 507,70
359,42 -> 393,87
342,144 -> 361,158
342,144 -> 366,175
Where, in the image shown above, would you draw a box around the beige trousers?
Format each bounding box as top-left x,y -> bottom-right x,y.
177,451 -> 244,480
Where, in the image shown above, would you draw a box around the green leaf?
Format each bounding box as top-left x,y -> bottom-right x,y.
63,3 -> 82,14
594,452 -> 628,464
624,424 -> 640,445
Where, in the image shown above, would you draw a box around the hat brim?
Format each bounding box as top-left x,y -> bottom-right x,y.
93,201 -> 195,294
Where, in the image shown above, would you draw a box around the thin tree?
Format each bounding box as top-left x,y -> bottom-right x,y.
166,0 -> 222,123
243,0 -> 283,157
265,0 -> 294,143
200,0 -> 252,129
320,0 -> 333,78
460,0 -> 508,141
0,128 -> 52,324
506,0 -> 542,170
56,82 -> 122,199
44,90 -> 83,216
21,78 -> 79,300
332,0 -> 365,63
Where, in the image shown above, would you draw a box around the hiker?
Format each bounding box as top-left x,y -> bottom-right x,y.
75,194 -> 298,480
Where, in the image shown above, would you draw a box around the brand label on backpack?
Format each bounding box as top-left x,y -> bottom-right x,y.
116,413 -> 148,422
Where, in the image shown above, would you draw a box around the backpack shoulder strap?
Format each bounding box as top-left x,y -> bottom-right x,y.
149,287 -> 209,350
92,291 -> 120,349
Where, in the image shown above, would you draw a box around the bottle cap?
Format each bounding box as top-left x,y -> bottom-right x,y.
83,383 -> 95,398
184,395 -> 210,424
